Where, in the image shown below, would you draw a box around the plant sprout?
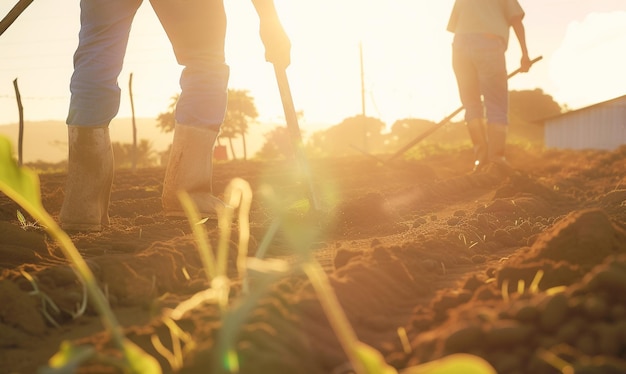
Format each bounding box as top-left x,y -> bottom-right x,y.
0,136 -> 160,373
1,135 -> 498,374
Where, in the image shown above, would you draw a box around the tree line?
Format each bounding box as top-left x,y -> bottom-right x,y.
112,88 -> 563,167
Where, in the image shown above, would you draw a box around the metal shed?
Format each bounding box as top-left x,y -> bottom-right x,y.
542,94 -> 626,150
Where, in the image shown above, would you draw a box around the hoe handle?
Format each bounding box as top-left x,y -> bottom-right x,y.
387,56 -> 543,162
273,65 -> 322,211
0,0 -> 34,37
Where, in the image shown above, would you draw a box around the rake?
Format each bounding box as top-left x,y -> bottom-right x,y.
355,56 -> 543,165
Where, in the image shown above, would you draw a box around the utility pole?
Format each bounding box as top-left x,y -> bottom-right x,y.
359,41 -> 367,151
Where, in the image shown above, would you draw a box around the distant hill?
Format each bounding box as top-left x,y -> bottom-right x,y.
0,118 -> 289,164
0,118 -> 174,164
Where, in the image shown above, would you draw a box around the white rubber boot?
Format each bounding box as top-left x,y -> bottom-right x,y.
466,118 -> 488,172
162,123 -> 225,218
59,125 -> 114,232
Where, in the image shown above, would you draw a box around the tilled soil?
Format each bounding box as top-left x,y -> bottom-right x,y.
1,144 -> 626,373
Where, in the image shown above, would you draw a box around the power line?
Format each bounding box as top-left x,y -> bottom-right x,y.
0,94 -> 68,100
0,37 -> 77,46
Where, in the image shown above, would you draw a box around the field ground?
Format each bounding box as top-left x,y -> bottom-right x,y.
1,144 -> 626,373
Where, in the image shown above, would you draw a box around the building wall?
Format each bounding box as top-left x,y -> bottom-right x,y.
545,96 -> 626,150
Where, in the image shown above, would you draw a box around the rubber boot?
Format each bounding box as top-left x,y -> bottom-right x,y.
59,125 -> 114,232
162,123 -> 225,218
488,123 -> 512,169
466,118 -> 488,172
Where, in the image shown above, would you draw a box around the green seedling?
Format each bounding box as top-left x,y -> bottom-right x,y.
17,208 -> 44,231
178,177 -> 253,310
181,266 -> 191,281
223,178 -> 252,294
459,233 -> 467,246
518,279 -> 525,295
17,209 -> 26,225
3,134 -> 497,373
21,269 -> 61,327
459,232 -> 479,250
179,191 -> 216,282
502,279 -> 510,302
69,279 -> 88,320
168,288 -> 219,320
150,317 -> 195,371
474,232 -> 486,243
546,286 -> 567,295
254,217 -> 282,260
397,327 -> 412,354
537,347 -> 573,374
214,257 -> 290,373
401,354 -> 496,374
529,269 -> 544,293
43,342 -> 97,374
303,251 -> 496,374
0,136 -> 160,373
259,185 -> 494,374
304,259 -> 494,374
502,270 -> 562,301
175,178 -> 288,373
303,260 -> 373,373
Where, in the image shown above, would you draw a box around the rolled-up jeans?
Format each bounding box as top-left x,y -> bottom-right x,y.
452,33 -> 508,125
67,0 -> 229,129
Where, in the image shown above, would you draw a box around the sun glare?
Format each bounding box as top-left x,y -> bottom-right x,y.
550,11 -> 626,108
2,0 -> 625,134
269,0 -> 459,127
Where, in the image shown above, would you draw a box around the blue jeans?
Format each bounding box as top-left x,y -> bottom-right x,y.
67,0 -> 229,129
452,33 -> 508,125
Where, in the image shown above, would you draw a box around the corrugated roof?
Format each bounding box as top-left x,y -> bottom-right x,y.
538,94 -> 626,124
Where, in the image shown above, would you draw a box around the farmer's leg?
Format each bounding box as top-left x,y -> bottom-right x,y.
475,36 -> 510,166
151,0 -> 229,127
61,0 -> 143,231
67,0 -> 143,126
476,36 -> 508,127
452,34 -> 487,170
151,0 -> 230,217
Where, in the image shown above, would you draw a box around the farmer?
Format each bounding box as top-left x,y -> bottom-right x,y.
59,0 -> 291,232
447,0 -> 532,171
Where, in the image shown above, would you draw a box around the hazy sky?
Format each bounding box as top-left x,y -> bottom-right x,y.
1,0 -> 625,133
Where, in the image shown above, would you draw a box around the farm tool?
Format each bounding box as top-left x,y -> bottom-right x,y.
357,56 -> 543,165
272,64 -> 322,212
0,0 -> 34,37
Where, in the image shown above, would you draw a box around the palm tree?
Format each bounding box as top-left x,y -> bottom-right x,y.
222,89 -> 258,160
112,140 -> 157,169
156,89 -> 259,160
156,94 -> 177,133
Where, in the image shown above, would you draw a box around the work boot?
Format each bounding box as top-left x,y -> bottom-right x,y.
162,123 -> 225,218
59,125 -> 114,232
466,118 -> 488,172
487,123 -> 512,169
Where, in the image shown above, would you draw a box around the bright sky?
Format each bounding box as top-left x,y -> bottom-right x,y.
1,0 -> 625,133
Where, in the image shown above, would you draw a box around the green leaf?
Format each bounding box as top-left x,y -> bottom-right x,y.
39,341 -> 96,374
121,338 -> 162,374
0,136 -> 43,211
287,198 -> 310,215
354,342 -> 398,374
400,353 -> 496,374
17,209 -> 26,226
1,136 -> 160,374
